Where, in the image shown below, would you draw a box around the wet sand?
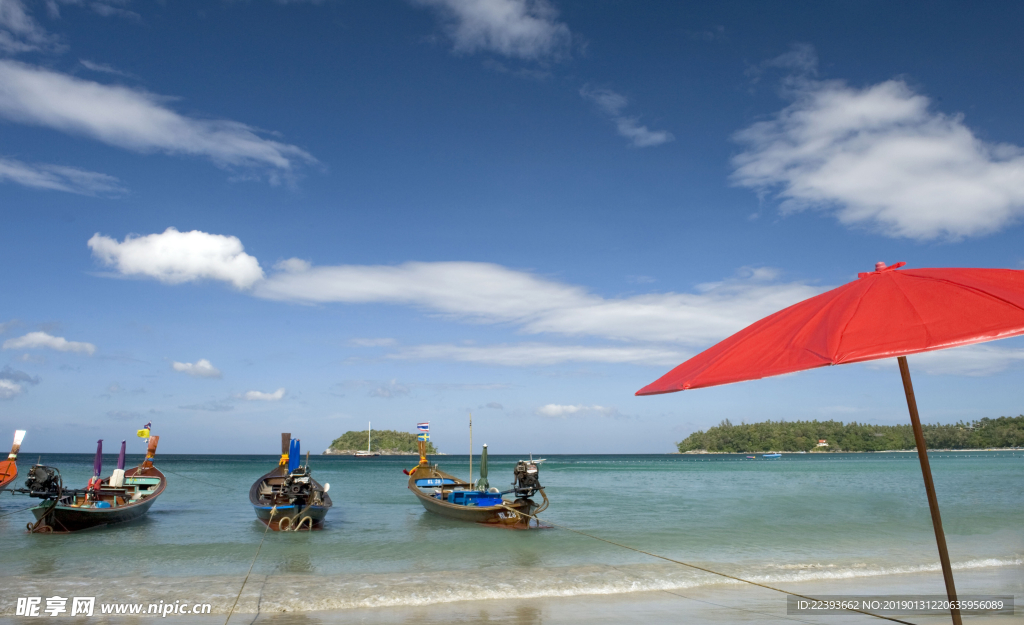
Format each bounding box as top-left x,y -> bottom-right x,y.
261,565 -> 1019,625
5,563 -> 1012,624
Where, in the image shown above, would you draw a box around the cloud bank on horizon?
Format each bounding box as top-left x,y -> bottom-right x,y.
86,227 -> 823,357
84,227 -> 1024,375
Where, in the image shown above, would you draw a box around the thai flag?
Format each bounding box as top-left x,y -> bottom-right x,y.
417,422 -> 429,431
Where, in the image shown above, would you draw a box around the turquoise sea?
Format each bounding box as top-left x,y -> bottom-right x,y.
0,452 -> 1021,620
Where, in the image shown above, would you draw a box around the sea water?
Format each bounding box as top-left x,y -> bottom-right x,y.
0,452 -> 1020,616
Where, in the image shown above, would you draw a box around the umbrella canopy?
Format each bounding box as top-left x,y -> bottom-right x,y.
637,262 -> 1024,625
637,263 -> 1024,395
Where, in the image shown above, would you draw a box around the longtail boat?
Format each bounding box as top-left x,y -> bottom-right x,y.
0,430 -> 26,491
249,433 -> 332,531
23,434 -> 165,533
405,422 -> 548,528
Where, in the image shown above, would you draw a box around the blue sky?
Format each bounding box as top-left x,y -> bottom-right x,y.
2,0 -> 1024,454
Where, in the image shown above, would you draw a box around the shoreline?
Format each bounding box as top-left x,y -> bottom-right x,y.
321,449 -> 447,455
257,564 -> 1021,625
3,560 -> 1015,624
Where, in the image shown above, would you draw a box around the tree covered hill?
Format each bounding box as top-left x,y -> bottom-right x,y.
327,429 -> 438,454
677,416 -> 1024,453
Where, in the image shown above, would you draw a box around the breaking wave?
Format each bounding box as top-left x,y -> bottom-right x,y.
1,557 -> 1018,615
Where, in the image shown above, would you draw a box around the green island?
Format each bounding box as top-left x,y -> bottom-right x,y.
677,415 -> 1024,453
324,429 -> 438,455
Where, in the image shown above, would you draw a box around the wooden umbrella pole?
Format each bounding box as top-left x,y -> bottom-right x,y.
897,356 -> 961,625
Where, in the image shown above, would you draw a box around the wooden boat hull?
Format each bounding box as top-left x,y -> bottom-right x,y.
408,466 -> 544,528
29,466 -> 165,533
0,459 -> 16,491
253,502 -> 331,530
249,466 -> 332,531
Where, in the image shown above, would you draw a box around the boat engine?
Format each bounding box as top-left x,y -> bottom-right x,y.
283,466 -> 313,500
24,465 -> 62,499
512,460 -> 542,498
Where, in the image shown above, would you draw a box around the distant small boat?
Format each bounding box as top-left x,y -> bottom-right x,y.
24,435 -> 165,533
250,433 -> 332,531
0,430 -> 26,491
763,453 -> 781,459
746,455 -> 756,459
354,422 -> 380,457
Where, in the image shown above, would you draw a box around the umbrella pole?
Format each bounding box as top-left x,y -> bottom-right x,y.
897,356 -> 961,625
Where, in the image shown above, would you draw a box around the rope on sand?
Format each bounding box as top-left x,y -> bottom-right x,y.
225,507 -> 276,625
500,506 -> 917,625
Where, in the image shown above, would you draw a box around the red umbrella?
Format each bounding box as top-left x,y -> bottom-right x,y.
637,262 -> 1024,625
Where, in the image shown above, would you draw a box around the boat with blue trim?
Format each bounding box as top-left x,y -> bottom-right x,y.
405,422 -> 547,528
249,433 -> 332,531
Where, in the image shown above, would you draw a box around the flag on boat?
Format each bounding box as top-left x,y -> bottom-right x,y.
137,422 -> 152,438
418,433 -> 429,442
417,423 -> 429,431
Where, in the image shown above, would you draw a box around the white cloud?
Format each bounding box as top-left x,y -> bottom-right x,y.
581,86 -> 674,148
2,331 -> 95,354
870,344 -> 1024,377
0,365 -> 39,399
536,404 -> 617,418
0,379 -> 22,399
761,42 -> 818,75
0,0 -> 59,53
414,0 -> 571,60
89,227 -> 264,289
732,71 -> 1024,240
79,59 -> 136,78
389,343 -> 688,367
243,388 -> 286,401
89,2 -> 139,20
172,359 -> 222,378
0,319 -> 16,334
0,156 -> 126,195
257,261 -> 820,346
0,60 -> 315,177
93,230 -> 828,365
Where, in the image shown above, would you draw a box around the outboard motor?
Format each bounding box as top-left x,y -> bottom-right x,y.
512,460 -> 541,498
283,465 -> 312,500
24,465 -> 61,499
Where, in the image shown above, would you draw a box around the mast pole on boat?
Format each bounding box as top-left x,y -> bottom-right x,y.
468,412 -> 473,487
367,421 -> 371,453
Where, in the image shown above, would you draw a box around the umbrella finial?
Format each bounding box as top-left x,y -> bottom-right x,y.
859,261 -> 906,278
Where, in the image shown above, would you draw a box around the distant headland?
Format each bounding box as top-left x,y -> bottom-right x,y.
323,429 -> 439,455
677,416 -> 1024,453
